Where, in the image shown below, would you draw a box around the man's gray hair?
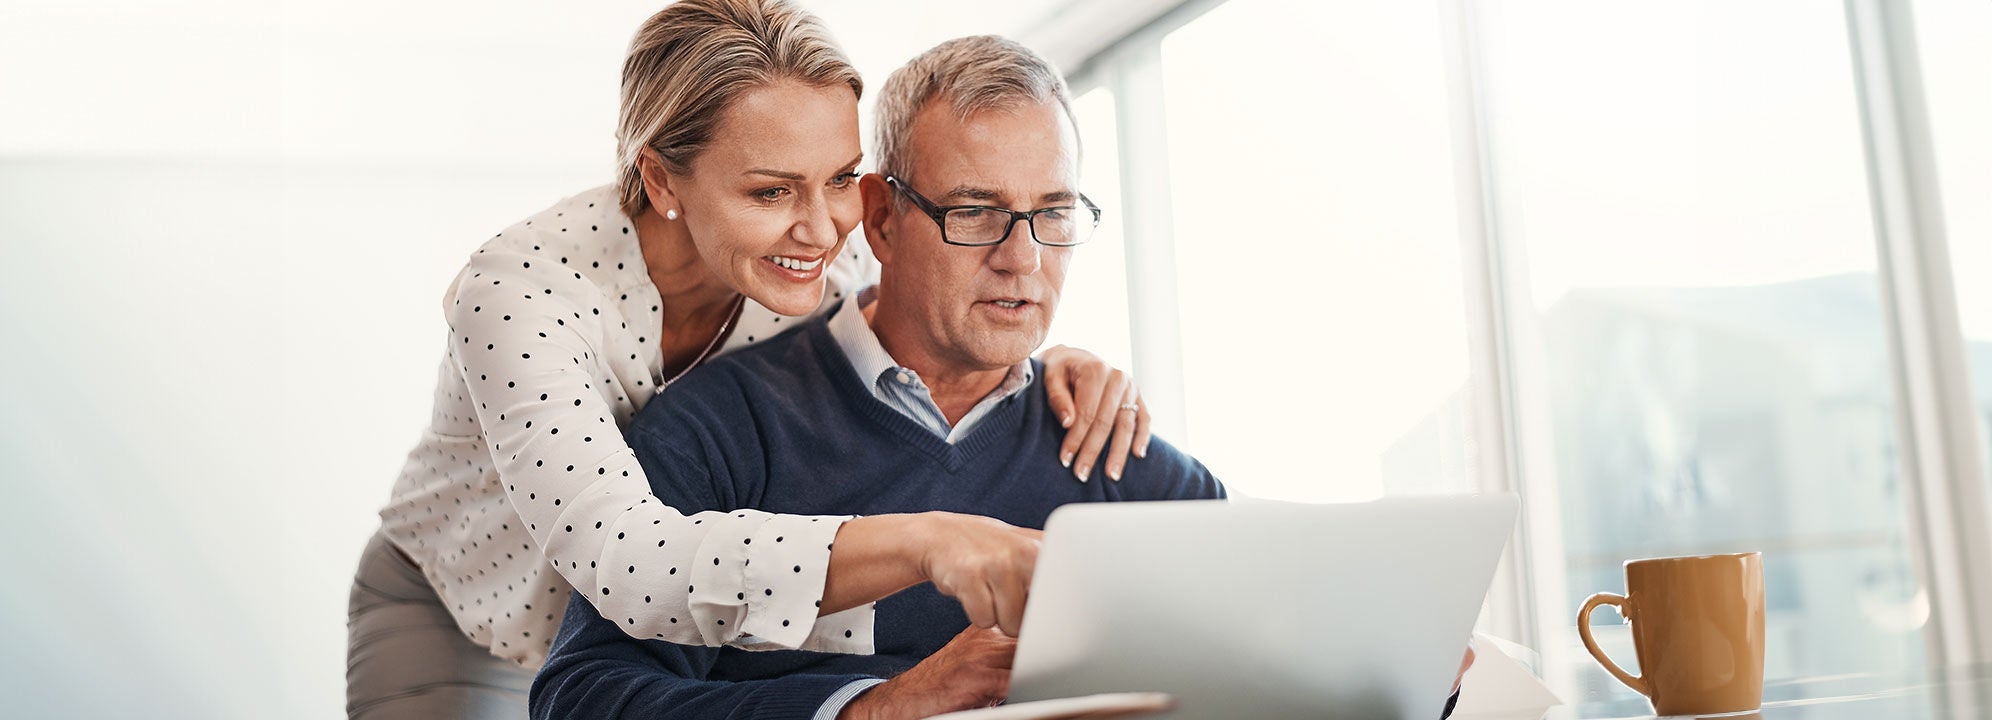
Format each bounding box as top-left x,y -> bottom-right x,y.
873,35 -> 1075,184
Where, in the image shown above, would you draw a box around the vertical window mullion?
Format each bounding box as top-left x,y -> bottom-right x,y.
1436,0 -> 1534,654
1843,0 -> 1992,668
1436,0 -> 1582,692
1108,41 -> 1192,445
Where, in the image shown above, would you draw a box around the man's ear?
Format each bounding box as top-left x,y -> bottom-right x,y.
637,147 -> 685,217
859,173 -> 896,266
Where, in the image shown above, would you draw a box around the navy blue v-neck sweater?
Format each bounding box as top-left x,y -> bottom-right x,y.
531,314 -> 1225,720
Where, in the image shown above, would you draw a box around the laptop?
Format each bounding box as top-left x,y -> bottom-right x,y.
1001,495 -> 1519,720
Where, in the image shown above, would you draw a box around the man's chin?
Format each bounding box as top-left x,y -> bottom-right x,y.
959,336 -> 1043,370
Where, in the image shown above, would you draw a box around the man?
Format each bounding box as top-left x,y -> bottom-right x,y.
530,35 -> 1225,720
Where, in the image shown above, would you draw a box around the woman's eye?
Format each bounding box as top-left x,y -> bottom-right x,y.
755,187 -> 790,201
829,173 -> 859,189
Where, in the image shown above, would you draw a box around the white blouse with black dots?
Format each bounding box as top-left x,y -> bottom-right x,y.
377,185 -> 877,667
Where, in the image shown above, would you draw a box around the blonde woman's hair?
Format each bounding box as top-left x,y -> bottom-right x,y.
873,35 -> 1074,185
616,0 -> 862,218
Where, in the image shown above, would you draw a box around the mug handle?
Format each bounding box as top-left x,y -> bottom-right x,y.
1577,593 -> 1649,698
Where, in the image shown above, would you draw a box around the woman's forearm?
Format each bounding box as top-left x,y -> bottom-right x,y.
820,514 -> 931,615
820,511 -> 1042,636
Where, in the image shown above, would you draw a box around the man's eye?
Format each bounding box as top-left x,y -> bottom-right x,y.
956,207 -> 988,218
1039,208 -> 1070,221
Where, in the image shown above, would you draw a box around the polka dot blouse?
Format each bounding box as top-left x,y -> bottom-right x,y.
377,185 -> 877,667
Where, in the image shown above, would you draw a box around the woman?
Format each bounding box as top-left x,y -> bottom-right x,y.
346,1 -> 1152,717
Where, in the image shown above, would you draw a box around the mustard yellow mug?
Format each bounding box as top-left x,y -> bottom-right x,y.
1578,552 -> 1765,716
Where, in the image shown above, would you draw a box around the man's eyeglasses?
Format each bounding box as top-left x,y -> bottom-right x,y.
885,175 -> 1101,248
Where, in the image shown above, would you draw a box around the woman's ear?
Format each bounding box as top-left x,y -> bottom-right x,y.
858,173 -> 895,266
637,147 -> 685,218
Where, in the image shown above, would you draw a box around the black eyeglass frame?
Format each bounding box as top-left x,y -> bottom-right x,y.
885,175 -> 1102,248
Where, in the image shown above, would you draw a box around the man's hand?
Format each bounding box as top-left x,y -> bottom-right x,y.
916,513 -> 1043,637
839,626 -> 1017,720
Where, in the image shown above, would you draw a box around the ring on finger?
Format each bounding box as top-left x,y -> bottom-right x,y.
1118,402 -> 1139,412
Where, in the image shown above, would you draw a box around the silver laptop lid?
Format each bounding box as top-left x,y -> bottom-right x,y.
1008,495 -> 1518,720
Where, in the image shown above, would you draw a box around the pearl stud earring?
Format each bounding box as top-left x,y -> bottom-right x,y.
665,208 -> 680,220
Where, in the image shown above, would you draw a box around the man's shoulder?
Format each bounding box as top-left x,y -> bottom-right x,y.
669,319 -> 832,398
1122,434 -> 1219,489
1011,376 -> 1224,501
697,317 -> 833,386
630,318 -> 836,431
1094,423 -> 1225,501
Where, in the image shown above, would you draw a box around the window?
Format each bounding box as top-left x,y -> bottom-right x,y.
1472,0 -> 1927,700
1914,0 -> 1992,491
1063,0 -> 1992,702
1155,0 -> 1474,503
1042,87 -> 1136,373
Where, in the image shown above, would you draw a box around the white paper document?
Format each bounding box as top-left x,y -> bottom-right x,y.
1451,633 -> 1564,720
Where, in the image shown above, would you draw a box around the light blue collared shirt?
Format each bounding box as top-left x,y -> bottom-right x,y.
825,288 -> 1036,444
813,677 -> 887,720
809,289 -> 1036,720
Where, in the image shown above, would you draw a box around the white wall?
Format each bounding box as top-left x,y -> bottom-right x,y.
0,1 -> 1082,716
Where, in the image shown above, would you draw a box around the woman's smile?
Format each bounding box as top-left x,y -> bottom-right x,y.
761,252 -> 828,282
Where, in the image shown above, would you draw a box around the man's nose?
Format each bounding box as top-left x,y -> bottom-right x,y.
986,220 -> 1042,275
